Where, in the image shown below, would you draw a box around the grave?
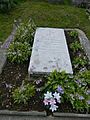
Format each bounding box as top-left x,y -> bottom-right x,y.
28,28 -> 73,76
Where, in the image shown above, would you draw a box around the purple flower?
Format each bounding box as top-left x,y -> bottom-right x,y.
79,96 -> 84,100
49,98 -> 56,105
87,100 -> 90,105
75,80 -> 81,84
43,99 -> 49,105
57,86 -> 64,94
86,90 -> 90,95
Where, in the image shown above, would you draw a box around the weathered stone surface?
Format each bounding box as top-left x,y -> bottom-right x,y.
0,49 -> 7,74
65,28 -> 90,62
28,28 -> 73,75
76,29 -> 90,61
0,111 -> 90,120
1,25 -> 17,49
0,25 -> 17,74
0,116 -> 90,120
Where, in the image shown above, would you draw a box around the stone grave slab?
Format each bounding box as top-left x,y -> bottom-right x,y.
28,28 -> 73,75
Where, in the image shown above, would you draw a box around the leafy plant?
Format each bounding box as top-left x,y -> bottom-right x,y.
14,18 -> 36,46
12,81 -> 35,104
69,30 -> 78,39
7,19 -> 36,63
7,41 -> 31,63
70,41 -> 82,52
72,57 -> 88,68
78,70 -> 90,85
42,70 -> 89,112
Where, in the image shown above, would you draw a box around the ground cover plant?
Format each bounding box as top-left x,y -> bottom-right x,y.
0,19 -> 90,115
7,18 -> 36,63
65,30 -> 89,73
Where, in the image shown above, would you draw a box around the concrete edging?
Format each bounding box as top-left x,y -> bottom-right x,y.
0,110 -> 46,116
0,110 -> 90,118
0,25 -> 17,74
65,28 -> 90,62
0,28 -> 90,119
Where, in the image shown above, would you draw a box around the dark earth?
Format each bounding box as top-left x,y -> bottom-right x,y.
0,31 -> 89,114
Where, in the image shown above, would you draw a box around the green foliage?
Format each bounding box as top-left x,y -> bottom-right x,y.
69,30 -> 78,39
73,57 -> 88,68
78,70 -> 90,85
0,0 -> 17,13
70,41 -> 82,52
14,19 -> 36,46
7,19 -> 36,63
42,70 -> 89,111
7,41 -> 31,63
12,82 -> 35,104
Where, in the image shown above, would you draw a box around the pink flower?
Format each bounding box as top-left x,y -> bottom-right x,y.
49,98 -> 56,105
43,99 -> 49,105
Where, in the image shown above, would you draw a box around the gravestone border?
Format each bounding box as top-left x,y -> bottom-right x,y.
0,28 -> 90,75
28,28 -> 90,76
0,25 -> 17,74
65,28 -> 90,62
0,110 -> 90,119
0,28 -> 90,119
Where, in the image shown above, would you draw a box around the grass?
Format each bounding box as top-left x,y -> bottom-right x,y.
0,0 -> 90,43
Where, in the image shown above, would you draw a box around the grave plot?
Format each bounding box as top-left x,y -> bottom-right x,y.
28,28 -> 73,75
0,27 -> 89,114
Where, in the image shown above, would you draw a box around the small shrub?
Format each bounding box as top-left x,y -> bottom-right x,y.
70,41 -> 82,52
78,70 -> 90,85
42,70 -> 89,112
7,19 -> 36,63
14,18 -> 36,46
12,82 -> 35,104
7,41 -> 31,63
69,30 -> 78,39
72,57 -> 88,68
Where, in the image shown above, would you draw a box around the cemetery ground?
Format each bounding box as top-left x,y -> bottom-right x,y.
0,0 -> 90,118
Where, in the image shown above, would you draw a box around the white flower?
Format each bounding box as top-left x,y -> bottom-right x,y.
44,91 -> 53,99
53,92 -> 61,103
50,104 -> 58,112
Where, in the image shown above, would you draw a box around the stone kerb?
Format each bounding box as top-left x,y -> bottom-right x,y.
0,110 -> 90,120
65,28 -> 90,62
0,28 -> 90,119
76,29 -> 90,61
0,25 -> 17,74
